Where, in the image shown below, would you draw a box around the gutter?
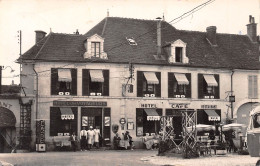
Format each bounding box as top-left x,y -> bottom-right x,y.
231,70 -> 234,119
32,64 -> 38,121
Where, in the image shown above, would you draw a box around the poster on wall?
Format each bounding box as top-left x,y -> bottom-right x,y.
105,117 -> 110,126
137,127 -> 143,136
127,118 -> 134,130
82,116 -> 88,126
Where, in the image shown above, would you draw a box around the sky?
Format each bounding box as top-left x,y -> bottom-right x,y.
0,0 -> 259,85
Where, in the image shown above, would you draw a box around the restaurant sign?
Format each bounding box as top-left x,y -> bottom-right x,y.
201,105 -> 217,109
53,101 -> 107,107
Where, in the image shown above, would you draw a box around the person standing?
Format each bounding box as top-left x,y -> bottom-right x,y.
87,126 -> 95,150
80,127 -> 87,151
94,126 -> 101,149
69,132 -> 77,152
124,131 -> 134,150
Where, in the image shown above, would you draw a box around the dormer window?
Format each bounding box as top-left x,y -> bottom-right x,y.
91,42 -> 100,57
175,47 -> 183,63
83,34 -> 107,59
167,39 -> 189,64
126,38 -> 137,45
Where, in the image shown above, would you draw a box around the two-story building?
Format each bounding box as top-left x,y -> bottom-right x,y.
17,16 -> 260,150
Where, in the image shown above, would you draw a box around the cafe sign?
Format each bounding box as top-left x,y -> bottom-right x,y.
171,103 -> 190,109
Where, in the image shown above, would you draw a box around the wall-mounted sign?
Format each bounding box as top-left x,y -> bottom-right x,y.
201,105 -> 217,109
82,116 -> 88,126
36,120 -> 45,144
140,104 -> 157,108
137,127 -> 143,136
53,101 -> 107,106
127,118 -> 134,130
119,118 -> 126,124
105,117 -> 110,126
171,103 -> 190,109
0,101 -> 12,109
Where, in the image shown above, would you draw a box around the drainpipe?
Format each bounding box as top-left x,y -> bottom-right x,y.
33,65 -> 38,121
231,70 -> 234,119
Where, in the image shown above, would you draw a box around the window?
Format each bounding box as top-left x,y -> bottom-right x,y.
168,73 -> 191,98
175,47 -> 183,63
82,69 -> 109,96
51,68 -> 77,95
137,71 -> 161,97
91,42 -> 100,57
136,109 -> 162,136
248,75 -> 258,99
50,107 -> 77,136
198,74 -> 219,99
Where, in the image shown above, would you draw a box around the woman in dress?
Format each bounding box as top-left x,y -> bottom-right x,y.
87,126 -> 95,150
94,126 -> 101,148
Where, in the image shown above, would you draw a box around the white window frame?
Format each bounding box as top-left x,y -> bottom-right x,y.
168,39 -> 189,64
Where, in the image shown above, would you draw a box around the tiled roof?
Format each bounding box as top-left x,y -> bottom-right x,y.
19,17 -> 260,70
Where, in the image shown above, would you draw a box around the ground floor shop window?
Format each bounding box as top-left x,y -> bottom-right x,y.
136,108 -> 162,136
197,109 -> 221,125
50,107 -> 77,136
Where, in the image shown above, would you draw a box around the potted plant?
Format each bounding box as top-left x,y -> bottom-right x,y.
216,142 -> 227,155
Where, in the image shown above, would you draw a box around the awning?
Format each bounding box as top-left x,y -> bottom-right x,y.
203,74 -> 218,87
60,107 -> 74,120
143,72 -> 159,84
174,73 -> 189,85
0,107 -> 16,127
58,69 -> 72,82
144,109 -> 160,121
89,70 -> 104,82
204,110 -> 220,121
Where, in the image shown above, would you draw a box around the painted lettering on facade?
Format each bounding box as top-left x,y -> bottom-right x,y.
53,101 -> 107,106
0,101 -> 12,109
201,105 -> 217,109
171,103 -> 190,109
140,104 -> 157,108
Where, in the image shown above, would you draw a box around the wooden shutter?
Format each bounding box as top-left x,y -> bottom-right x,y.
186,73 -> 191,98
71,107 -> 78,135
51,68 -> 58,95
103,70 -> 109,96
103,108 -> 111,140
155,72 -> 161,97
198,74 -> 204,99
168,73 -> 174,98
253,76 -> 258,98
71,69 -> 77,95
137,71 -> 143,97
50,107 -> 59,136
214,74 -> 219,99
136,108 -> 143,136
248,75 -> 253,98
82,69 -> 89,96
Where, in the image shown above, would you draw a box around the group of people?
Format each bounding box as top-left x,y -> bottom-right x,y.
113,131 -> 134,150
69,126 -> 101,152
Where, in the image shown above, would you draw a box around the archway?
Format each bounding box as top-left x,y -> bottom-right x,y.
236,102 -> 259,126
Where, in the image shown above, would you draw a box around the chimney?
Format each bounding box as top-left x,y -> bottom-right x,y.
107,9 -> 109,17
156,17 -> 162,55
75,29 -> 79,35
35,30 -> 47,44
247,15 -> 257,42
206,26 -> 217,46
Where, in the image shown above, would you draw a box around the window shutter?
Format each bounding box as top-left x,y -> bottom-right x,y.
103,108 -> 111,140
82,69 -> 89,96
103,70 -> 109,96
50,107 -> 59,136
198,74 -> 204,99
71,69 -> 77,95
155,72 -> 161,97
136,108 -> 143,136
168,73 -> 174,98
186,73 -> 191,98
253,76 -> 258,98
71,107 -> 78,135
248,75 -> 253,98
51,68 -> 58,95
214,74 -> 220,99
137,71 -> 143,97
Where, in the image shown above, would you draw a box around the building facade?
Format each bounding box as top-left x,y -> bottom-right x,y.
18,16 -> 260,150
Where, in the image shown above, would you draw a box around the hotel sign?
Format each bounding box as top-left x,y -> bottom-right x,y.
140,103 -> 157,108
53,101 -> 107,106
201,105 -> 217,109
